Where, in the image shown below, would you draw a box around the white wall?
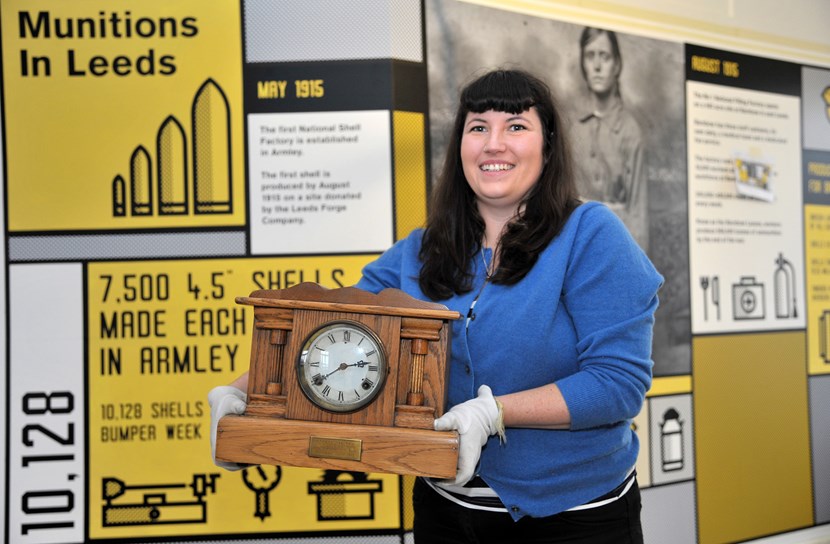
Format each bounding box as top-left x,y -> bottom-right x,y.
467,0 -> 830,67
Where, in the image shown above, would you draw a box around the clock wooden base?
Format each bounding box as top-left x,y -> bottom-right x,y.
216,415 -> 458,478
215,283 -> 461,478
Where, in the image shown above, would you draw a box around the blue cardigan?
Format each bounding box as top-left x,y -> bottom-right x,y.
356,202 -> 663,520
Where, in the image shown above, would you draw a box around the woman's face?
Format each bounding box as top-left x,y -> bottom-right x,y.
582,32 -> 620,96
460,108 -> 545,214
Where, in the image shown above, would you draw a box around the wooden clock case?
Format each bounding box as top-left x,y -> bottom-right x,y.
215,283 -> 460,478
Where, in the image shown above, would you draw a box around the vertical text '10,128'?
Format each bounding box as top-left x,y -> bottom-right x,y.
19,391 -> 78,537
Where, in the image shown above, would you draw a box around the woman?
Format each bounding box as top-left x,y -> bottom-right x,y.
210,69 -> 662,543
572,27 -> 648,250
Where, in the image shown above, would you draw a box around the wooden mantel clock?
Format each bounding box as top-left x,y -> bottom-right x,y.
215,282 -> 461,479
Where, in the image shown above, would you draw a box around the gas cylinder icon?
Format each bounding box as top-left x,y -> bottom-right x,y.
774,253 -> 797,319
660,408 -> 684,472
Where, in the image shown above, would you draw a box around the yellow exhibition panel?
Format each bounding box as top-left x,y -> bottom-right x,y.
693,332 -> 813,544
85,256 -> 412,538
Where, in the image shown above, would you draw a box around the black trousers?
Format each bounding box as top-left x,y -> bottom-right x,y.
412,477 -> 644,544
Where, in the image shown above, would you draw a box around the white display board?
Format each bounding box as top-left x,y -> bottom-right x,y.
9,264 -> 86,544
687,81 -> 805,333
248,110 -> 394,255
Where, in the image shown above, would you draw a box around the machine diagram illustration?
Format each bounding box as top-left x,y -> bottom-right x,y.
307,470 -> 383,521
101,473 -> 218,526
242,465 -> 282,521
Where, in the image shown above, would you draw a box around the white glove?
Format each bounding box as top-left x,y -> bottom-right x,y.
208,385 -> 248,471
434,385 -> 505,485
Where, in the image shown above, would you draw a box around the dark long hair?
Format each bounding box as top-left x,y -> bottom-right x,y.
418,69 -> 580,300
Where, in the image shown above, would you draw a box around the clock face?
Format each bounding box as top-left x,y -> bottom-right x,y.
297,320 -> 388,413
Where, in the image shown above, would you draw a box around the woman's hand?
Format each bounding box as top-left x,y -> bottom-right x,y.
208,385 -> 248,471
434,385 -> 505,485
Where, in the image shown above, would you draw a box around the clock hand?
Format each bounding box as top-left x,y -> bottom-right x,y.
311,369 -> 338,386
313,360 -> 370,386
323,362 -> 350,379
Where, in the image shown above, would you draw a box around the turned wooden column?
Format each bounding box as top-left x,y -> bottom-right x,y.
407,338 -> 429,406
266,329 -> 288,396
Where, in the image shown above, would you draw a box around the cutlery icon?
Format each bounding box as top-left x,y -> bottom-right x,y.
711,276 -> 720,320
